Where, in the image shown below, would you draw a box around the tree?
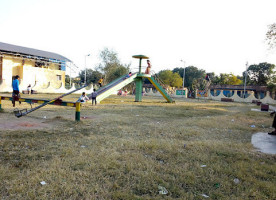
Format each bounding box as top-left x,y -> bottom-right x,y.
65,75 -> 71,86
158,70 -> 183,87
212,73 -> 242,85
173,66 -> 206,90
192,78 -> 207,91
78,69 -> 103,85
266,23 -> 276,50
96,48 -> 130,83
246,62 -> 275,86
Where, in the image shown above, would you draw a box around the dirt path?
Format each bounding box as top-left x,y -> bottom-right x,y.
0,112 -> 51,131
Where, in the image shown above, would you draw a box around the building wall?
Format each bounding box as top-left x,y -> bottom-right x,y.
0,57 -> 2,81
0,55 -> 65,89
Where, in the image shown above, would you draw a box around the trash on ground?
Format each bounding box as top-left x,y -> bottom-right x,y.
214,183 -> 220,188
231,119 -> 234,122
250,125 -> 256,128
43,116 -> 47,119
184,144 -> 186,148
233,178 -> 240,184
40,181 -> 46,185
81,145 -> 86,148
201,165 -> 207,167
201,194 -> 209,198
158,185 -> 168,195
136,115 -> 139,116
251,108 -> 261,112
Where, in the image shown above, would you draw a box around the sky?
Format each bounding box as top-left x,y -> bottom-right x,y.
0,0 -> 275,77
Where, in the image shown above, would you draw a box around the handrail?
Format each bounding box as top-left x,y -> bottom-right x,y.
150,70 -> 174,97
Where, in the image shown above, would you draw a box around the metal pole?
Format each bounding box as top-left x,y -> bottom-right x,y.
243,62 -> 248,99
84,54 -> 90,85
70,63 -> 72,86
75,102 -> 81,121
139,58 -> 142,74
181,60 -> 185,97
84,55 -> 87,84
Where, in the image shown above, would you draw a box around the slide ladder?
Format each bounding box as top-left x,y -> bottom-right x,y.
147,75 -> 174,103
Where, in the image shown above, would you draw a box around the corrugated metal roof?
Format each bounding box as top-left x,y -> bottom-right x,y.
0,42 -> 71,62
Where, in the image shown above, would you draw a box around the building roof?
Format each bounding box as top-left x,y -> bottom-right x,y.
0,42 -> 71,62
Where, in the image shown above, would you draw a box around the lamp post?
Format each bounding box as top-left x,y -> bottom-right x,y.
180,60 -> 186,97
84,54 -> 90,85
243,62 -> 248,99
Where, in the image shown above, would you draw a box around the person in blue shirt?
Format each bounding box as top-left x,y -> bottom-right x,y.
12,75 -> 21,107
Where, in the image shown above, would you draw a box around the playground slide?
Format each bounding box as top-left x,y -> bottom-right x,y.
88,73 -> 138,103
147,77 -> 174,103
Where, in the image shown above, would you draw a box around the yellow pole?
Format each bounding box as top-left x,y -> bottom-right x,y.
75,102 -> 81,121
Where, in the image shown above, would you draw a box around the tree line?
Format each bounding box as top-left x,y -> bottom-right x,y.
67,20 -> 276,93
66,48 -> 275,94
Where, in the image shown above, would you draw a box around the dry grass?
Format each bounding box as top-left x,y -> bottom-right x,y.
0,93 -> 275,199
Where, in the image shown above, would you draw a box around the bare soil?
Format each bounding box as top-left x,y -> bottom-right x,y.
0,113 -> 50,130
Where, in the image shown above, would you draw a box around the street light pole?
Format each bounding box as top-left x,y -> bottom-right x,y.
84,54 -> 90,84
243,62 -> 248,99
180,60 -> 186,97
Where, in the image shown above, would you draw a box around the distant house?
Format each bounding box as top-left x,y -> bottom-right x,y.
0,42 -> 71,90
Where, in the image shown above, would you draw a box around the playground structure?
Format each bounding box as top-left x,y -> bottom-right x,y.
86,55 -> 174,104
0,55 -> 174,121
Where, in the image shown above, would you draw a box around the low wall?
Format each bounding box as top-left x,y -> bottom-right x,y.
143,87 -> 276,105
197,89 -> 276,104
0,80 -> 94,94
143,87 -> 188,98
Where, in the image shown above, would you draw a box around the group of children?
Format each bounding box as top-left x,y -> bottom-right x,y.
77,89 -> 98,105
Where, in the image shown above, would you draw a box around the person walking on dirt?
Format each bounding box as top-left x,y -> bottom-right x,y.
269,111 -> 276,135
12,75 -> 21,107
91,89 -> 98,105
98,78 -> 104,87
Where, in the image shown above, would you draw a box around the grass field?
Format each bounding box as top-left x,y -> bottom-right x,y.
0,93 -> 275,199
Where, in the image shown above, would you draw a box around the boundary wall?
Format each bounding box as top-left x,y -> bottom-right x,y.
143,87 -> 276,104
0,80 -> 93,94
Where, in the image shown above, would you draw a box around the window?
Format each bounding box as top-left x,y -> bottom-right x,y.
57,75 -> 62,81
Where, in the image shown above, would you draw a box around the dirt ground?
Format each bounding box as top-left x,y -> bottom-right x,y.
0,112 -> 51,130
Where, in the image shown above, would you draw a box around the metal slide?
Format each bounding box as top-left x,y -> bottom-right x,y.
14,85 -> 87,118
147,76 -> 175,103
88,73 -> 138,103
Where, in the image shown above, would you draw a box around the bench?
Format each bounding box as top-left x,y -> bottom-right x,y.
252,100 -> 261,105
221,98 -> 234,102
261,103 -> 269,111
22,90 -> 37,94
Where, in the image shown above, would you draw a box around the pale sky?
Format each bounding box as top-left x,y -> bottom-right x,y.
0,0 -> 275,77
